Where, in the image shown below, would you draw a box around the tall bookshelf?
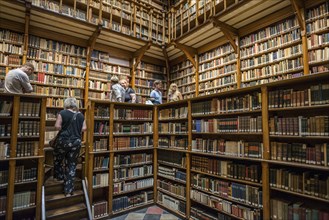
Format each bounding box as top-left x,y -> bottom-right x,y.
155,101 -> 189,218
31,0 -> 168,45
169,59 -> 196,99
198,42 -> 237,96
134,61 -> 167,103
0,29 -> 24,91
239,16 -> 303,88
89,49 -> 131,100
0,94 -> 46,220
154,72 -> 329,220
87,100 -> 154,218
306,1 -> 329,75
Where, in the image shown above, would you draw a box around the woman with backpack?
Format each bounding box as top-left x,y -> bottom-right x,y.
53,97 -> 87,197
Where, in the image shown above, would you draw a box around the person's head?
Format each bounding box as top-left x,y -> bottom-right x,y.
110,76 -> 119,85
21,63 -> 34,76
169,83 -> 178,93
64,97 -> 79,111
119,79 -> 127,89
153,80 -> 162,90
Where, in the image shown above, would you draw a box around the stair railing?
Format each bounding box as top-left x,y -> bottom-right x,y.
42,185 -> 46,220
82,178 -> 92,220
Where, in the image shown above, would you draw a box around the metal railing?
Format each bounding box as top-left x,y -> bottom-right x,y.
42,185 -> 46,220
82,178 -> 92,220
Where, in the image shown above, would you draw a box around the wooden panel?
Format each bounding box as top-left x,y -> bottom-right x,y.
197,36 -> 227,54
232,1 -> 292,28
180,23 -> 214,44
192,30 -> 224,48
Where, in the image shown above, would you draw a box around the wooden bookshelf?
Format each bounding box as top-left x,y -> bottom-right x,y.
0,93 -> 46,220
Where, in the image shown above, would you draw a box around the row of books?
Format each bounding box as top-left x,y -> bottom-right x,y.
159,122 -> 188,134
0,100 -> 12,116
271,198 -> 329,220
159,107 -> 188,119
27,48 -> 87,67
191,189 -> 261,220
158,152 -> 186,168
32,85 -> 83,98
19,102 -> 40,117
18,121 -> 40,137
0,29 -> 23,43
113,153 -> 153,167
35,72 -> 85,88
16,141 -> 39,157
158,166 -> 186,182
29,60 -> 85,77
270,169 -> 329,199
112,191 -> 153,212
93,156 -> 109,170
191,156 -> 261,183
114,109 -> 152,120
46,97 -> 83,108
192,139 -> 263,159
268,84 -> 329,108
158,191 -> 186,214
114,165 -> 153,181
28,35 -> 86,56
92,200 -> 108,219
113,123 -> 153,134
93,173 -> 109,188
193,116 -> 263,133
0,42 -> 22,55
157,179 -> 186,198
113,136 -> 153,149
192,174 -> 263,208
0,54 -> 22,66
93,138 -> 108,152
113,177 -> 153,194
158,137 -> 188,149
269,116 -> 329,136
270,142 -> 329,166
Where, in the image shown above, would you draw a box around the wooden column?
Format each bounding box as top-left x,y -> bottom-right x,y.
153,105 -> 159,202
186,100 -> 192,218
261,86 -> 270,220
36,97 -> 47,220
23,0 -> 31,64
6,96 -> 20,220
108,103 -> 115,214
87,101 -> 95,203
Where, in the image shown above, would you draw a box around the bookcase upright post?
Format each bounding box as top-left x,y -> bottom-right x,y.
261,86 -> 270,220
108,103 -> 115,214
35,97 -> 47,220
5,96 -> 20,220
186,100 -> 192,218
153,105 -> 159,202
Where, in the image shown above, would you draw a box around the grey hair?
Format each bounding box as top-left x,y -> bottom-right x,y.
64,97 -> 78,110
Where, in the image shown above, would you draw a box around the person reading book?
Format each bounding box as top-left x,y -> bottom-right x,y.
4,62 -> 34,94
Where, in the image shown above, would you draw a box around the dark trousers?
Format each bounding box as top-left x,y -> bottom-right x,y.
53,143 -> 81,194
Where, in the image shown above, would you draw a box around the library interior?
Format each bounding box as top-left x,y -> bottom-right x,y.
0,0 -> 329,219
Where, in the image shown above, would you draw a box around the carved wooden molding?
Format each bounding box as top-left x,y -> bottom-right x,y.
290,0 -> 305,35
211,17 -> 238,53
133,41 -> 152,69
88,23 -> 102,51
172,41 -> 197,67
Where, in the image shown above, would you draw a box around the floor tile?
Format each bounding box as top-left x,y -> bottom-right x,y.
125,213 -> 146,220
143,214 -> 161,220
146,206 -> 164,214
160,214 -> 179,220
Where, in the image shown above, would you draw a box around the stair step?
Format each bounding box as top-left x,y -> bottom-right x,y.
46,190 -> 84,210
46,203 -> 87,220
45,178 -> 82,195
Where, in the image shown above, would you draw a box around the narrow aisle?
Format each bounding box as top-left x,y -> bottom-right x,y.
109,205 -> 182,220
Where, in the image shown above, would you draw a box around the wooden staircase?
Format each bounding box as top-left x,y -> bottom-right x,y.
44,177 -> 88,220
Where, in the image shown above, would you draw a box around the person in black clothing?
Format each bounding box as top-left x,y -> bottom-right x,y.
54,97 -> 87,197
120,78 -> 136,103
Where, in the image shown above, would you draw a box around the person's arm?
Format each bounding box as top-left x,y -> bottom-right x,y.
130,93 -> 136,103
82,120 -> 87,132
55,114 -> 62,130
20,74 -> 33,93
178,92 -> 183,100
113,88 -> 122,102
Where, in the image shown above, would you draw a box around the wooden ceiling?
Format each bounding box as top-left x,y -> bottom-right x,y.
0,0 -> 301,63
